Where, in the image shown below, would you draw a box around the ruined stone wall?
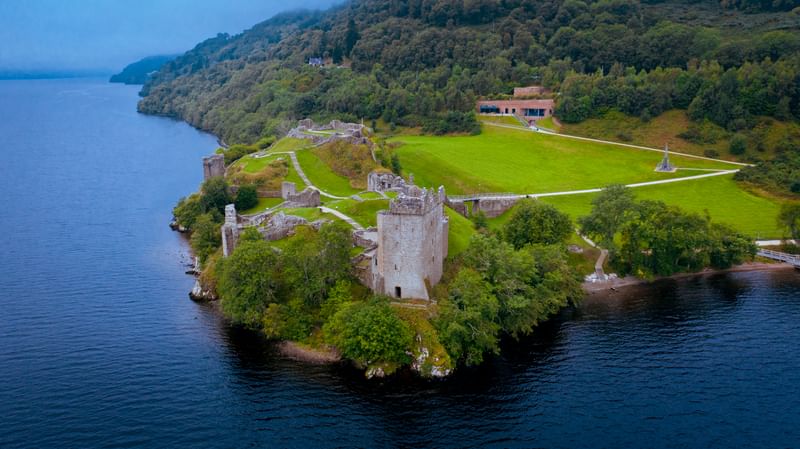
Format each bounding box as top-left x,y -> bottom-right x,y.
221,204 -> 239,257
475,197 -> 519,218
203,154 -> 225,180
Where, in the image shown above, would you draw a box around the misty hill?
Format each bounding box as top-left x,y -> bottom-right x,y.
110,55 -> 178,85
138,0 -> 800,146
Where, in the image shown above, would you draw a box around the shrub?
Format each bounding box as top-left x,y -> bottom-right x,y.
704,149 -> 720,158
324,298 -> 413,367
234,184 -> 259,211
504,199 -> 573,249
729,133 -> 747,155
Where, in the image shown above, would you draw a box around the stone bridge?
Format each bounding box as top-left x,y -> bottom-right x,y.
447,193 -> 522,218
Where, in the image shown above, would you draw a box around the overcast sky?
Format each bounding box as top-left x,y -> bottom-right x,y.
0,0 -> 340,72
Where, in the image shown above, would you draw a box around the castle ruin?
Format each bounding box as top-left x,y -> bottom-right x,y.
221,204 -> 239,257
203,154 -> 225,180
365,186 -> 449,300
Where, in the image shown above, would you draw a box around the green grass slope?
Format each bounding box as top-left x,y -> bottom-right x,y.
539,175 -> 784,239
390,124 -> 737,195
295,150 -> 360,197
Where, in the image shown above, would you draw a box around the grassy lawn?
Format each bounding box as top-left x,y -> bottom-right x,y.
269,137 -> 312,153
239,197 -> 284,215
234,153 -> 289,174
295,149 -> 360,197
478,115 -> 525,127
537,175 -> 785,239
324,198 -> 390,228
446,207 -> 476,257
535,116 -> 559,131
390,124 -> 737,195
282,207 -> 331,222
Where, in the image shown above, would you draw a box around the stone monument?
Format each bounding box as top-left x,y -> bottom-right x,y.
654,143 -> 676,173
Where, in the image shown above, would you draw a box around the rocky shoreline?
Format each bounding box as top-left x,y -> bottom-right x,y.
582,262 -> 795,297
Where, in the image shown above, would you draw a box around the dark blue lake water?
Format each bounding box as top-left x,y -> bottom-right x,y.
1,78 -> 799,449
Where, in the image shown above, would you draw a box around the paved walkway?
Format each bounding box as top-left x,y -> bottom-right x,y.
453,169 -> 739,202
288,152 -> 348,200
319,206 -> 364,230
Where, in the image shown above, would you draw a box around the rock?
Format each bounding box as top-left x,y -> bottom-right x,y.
366,366 -> 386,379
568,244 -> 584,254
188,280 -> 216,301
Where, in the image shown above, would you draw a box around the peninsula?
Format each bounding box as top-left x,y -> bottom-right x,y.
139,0 -> 799,377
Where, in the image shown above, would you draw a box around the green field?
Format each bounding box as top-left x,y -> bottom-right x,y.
537,175 -> 783,238
325,198 -> 390,227
390,124 -> 737,195
234,153 -> 289,174
269,137 -> 312,153
295,149 -> 360,197
478,115 -> 525,127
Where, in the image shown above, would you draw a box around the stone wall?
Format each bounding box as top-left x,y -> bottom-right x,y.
475,197 -> 519,218
367,171 -> 408,193
203,154 -> 225,180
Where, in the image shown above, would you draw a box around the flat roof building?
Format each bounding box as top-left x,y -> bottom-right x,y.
476,98 -> 555,125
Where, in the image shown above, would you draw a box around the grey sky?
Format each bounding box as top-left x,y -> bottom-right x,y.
0,0 -> 339,72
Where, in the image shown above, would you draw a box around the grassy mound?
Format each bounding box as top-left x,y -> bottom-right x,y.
312,140 -> 380,190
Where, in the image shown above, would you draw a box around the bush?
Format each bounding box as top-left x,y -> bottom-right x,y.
503,199 -> 573,249
222,144 -> 259,164
173,193 -> 204,230
729,134 -> 747,155
234,184 -> 259,211
324,298 -> 413,367
704,149 -> 720,158
190,213 -> 222,263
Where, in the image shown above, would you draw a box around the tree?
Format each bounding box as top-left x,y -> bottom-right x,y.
283,224 -> 353,306
578,184 -> 637,249
503,199 -> 573,249
190,213 -> 221,263
173,193 -> 204,230
390,153 -> 402,175
324,298 -> 413,367
778,204 -> 800,240
200,177 -> 231,215
436,269 -> 500,366
217,240 -> 281,327
234,184 -> 258,211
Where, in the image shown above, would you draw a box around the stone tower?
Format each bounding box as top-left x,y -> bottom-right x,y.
221,204 -> 239,257
203,154 -> 225,179
655,143 -> 676,173
371,186 -> 449,300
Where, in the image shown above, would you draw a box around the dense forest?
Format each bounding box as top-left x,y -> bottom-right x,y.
139,0 -> 800,193
110,55 -> 177,85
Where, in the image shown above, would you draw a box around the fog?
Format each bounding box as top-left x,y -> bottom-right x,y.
0,0 -> 340,72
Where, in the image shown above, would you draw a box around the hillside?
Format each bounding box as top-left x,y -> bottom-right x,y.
138,0 -> 800,147
110,55 -> 177,85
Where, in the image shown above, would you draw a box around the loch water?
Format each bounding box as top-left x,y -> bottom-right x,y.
1,79 -> 799,449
